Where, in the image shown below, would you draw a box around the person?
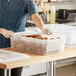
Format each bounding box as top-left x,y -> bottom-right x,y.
0,0 -> 52,76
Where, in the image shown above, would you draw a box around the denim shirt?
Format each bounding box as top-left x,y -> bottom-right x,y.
0,0 -> 37,48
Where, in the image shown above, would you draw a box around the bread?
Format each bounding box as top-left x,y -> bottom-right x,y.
21,34 -> 49,40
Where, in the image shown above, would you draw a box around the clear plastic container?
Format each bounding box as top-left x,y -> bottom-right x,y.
11,32 -> 66,55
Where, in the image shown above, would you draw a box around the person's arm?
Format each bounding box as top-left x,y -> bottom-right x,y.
31,13 -> 44,29
0,28 -> 14,38
31,13 -> 52,34
26,0 -> 52,34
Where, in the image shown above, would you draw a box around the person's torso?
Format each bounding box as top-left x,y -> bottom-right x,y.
0,0 -> 30,48
0,0 -> 28,32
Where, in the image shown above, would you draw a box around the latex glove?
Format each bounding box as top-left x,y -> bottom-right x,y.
0,28 -> 14,38
41,28 -> 53,35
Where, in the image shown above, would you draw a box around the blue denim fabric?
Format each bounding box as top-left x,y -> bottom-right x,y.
0,0 -> 37,48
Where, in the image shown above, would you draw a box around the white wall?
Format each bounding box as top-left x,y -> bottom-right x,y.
49,2 -> 76,10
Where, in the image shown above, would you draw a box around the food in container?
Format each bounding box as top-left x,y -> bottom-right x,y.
11,32 -> 66,55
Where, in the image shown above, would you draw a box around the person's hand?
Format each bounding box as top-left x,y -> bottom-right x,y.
0,28 -> 14,38
41,27 -> 53,35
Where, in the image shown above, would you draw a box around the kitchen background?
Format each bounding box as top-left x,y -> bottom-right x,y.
49,2 -> 76,10
22,1 -> 76,76
26,1 -> 76,26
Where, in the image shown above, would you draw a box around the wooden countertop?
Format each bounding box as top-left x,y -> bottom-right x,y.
0,47 -> 76,69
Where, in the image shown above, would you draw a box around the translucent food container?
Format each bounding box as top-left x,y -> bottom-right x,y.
11,32 -> 66,55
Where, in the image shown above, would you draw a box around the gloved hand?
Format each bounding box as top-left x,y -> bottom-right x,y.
41,27 -> 53,35
0,28 -> 14,38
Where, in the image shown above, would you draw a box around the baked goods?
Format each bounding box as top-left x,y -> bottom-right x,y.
21,34 -> 49,40
11,33 -> 65,55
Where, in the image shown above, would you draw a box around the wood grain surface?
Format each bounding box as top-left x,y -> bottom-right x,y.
0,47 -> 76,69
